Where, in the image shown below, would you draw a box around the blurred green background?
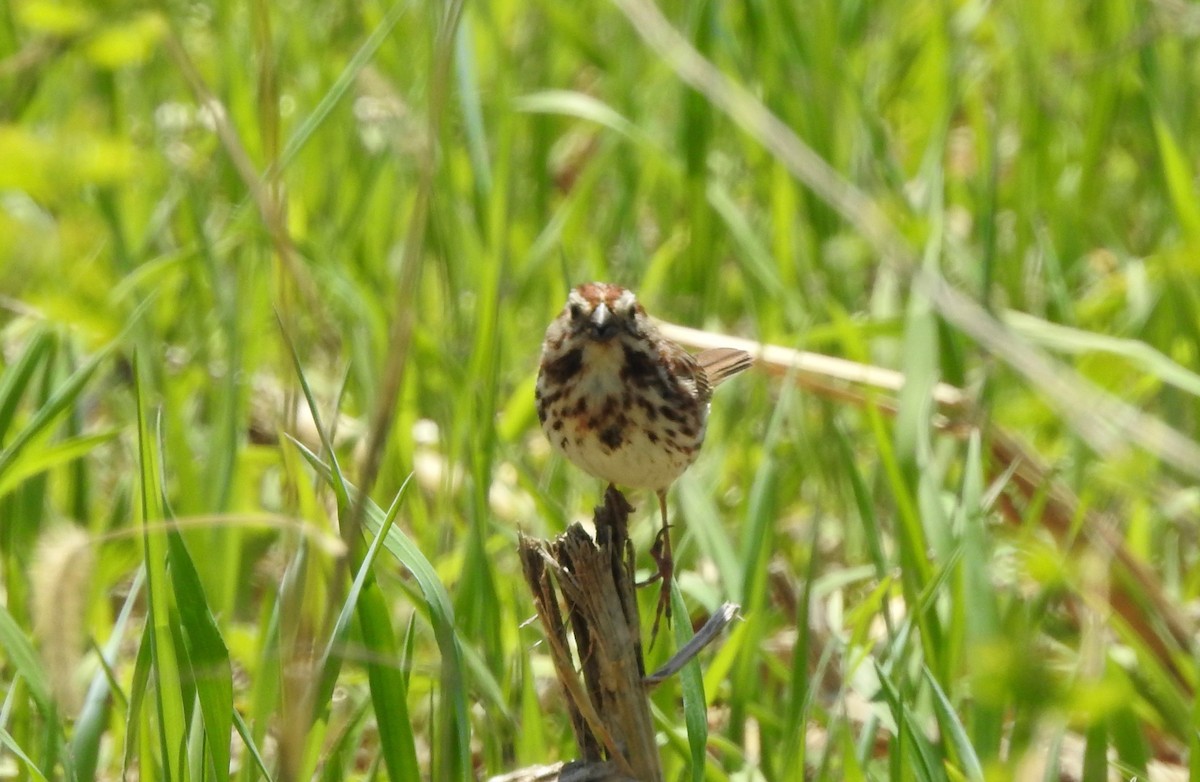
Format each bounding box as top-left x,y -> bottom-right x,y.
2,0 -> 1200,779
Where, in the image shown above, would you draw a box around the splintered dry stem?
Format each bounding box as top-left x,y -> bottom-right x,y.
518,488 -> 661,782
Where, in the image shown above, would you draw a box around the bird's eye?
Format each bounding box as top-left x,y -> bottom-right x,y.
568,302 -> 585,320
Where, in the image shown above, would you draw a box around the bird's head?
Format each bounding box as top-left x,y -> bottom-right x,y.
564,282 -> 644,343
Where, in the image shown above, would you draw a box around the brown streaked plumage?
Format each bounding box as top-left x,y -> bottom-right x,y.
535,282 -> 752,635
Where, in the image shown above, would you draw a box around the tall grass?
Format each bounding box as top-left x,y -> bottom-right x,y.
2,0 -> 1199,779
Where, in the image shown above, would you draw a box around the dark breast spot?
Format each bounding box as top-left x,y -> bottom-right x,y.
599,424 -> 624,450
620,344 -> 658,383
658,404 -> 685,423
667,439 -> 692,454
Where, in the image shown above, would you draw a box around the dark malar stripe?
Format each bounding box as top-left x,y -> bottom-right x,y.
543,347 -> 583,385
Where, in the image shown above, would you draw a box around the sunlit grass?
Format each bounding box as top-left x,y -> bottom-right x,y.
2,0 -> 1199,779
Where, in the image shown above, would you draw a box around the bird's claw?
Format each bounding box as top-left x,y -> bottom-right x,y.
648,525 -> 674,646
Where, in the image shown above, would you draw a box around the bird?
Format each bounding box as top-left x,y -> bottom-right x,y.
535,282 -> 752,635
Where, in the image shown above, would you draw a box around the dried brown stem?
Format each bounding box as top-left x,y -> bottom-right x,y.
511,483 -> 746,779
517,488 -> 661,781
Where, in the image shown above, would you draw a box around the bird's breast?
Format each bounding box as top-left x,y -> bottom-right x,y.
537,339 -> 708,490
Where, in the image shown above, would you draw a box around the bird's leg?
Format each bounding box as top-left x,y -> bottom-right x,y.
649,488 -> 673,645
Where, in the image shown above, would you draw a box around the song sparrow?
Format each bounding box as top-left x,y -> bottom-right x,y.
536,282 -> 752,633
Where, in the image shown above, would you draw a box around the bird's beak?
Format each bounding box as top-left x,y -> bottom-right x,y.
588,303 -> 616,341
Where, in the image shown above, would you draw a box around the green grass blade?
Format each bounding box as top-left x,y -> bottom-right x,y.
282,312 -> 426,779
231,710 -> 272,781
454,13 -> 491,198
513,90 -> 651,148
781,521 -> 821,774
0,430 -> 119,500
277,313 -> 350,508
315,479 -> 407,706
0,605 -> 52,715
1110,704 -> 1148,778
835,421 -> 891,586
707,181 -> 788,296
319,696 -> 373,782
0,724 -> 50,782
0,341 -> 112,483
1082,719 -> 1107,782
670,582 -> 708,781
134,356 -> 188,782
923,667 -> 982,781
166,528 -> 234,781
515,626 -> 546,766
1005,310 -> 1200,398
1150,112 -> 1200,242
874,663 -> 942,781
122,619 -> 154,777
357,572 -> 419,781
0,328 -> 53,443
289,439 -> 471,777
277,0 -> 413,172
72,567 -> 144,782
737,373 -> 793,606
1192,670 -> 1200,781
313,480 -> 420,781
